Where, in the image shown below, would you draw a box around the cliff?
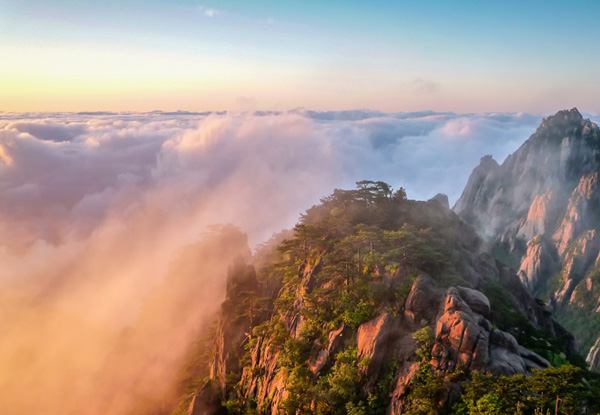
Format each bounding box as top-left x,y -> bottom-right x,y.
454,108 -> 600,368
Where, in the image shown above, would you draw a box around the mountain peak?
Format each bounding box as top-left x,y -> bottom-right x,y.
536,108 -> 586,137
454,107 -> 600,367
479,154 -> 499,169
548,107 -> 582,121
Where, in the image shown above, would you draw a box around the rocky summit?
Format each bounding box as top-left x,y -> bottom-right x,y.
454,108 -> 600,371
179,177 -> 600,415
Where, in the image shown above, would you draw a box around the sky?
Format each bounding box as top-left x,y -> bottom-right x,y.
1,0 -> 599,112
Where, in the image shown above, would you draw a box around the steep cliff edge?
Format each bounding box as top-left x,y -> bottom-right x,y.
183,181 -> 598,415
454,108 -> 600,366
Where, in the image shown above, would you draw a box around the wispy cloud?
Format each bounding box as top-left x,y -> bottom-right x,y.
197,5 -> 220,17
408,78 -> 441,94
235,96 -> 258,110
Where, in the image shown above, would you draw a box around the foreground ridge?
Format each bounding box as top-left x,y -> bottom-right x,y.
181,180 -> 598,415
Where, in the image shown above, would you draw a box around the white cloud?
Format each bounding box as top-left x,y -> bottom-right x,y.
0,110 -> 542,248
197,5 -> 220,17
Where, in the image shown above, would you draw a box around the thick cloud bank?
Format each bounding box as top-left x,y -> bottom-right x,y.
0,109 -> 543,414
0,109 -> 543,245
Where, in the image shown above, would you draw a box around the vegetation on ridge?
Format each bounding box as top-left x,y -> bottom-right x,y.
180,181 -> 600,415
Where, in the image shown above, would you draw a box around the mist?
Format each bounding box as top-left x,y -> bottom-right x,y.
0,109 -> 545,414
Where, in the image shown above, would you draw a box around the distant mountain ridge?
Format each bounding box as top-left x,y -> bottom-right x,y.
454,108 -> 600,370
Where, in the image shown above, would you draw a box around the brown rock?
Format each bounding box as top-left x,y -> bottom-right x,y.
517,189 -> 553,241
357,313 -> 403,384
518,237 -> 554,292
555,229 -> 598,304
433,287 -> 549,376
389,361 -> 420,414
308,323 -> 348,374
553,173 -> 599,258
188,381 -> 226,415
587,337 -> 600,373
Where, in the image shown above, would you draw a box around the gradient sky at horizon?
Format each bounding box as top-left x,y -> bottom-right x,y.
1,0 -> 599,113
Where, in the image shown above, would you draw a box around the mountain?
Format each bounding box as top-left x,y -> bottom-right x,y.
454,108 -> 600,370
180,181 -> 598,415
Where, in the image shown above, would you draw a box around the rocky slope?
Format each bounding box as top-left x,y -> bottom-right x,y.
454,108 -> 600,370
184,181 -> 595,415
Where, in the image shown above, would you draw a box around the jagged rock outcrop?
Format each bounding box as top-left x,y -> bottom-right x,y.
452,154 -> 500,237
210,257 -> 259,391
587,337 -> 600,372
553,173 -> 599,257
556,230 -> 598,305
454,108 -> 600,357
240,336 -> 287,415
309,323 -> 348,374
429,193 -> 450,209
516,189 -> 553,242
388,361 -> 420,414
432,287 -> 549,376
188,381 -> 227,415
404,274 -> 443,325
211,270 -> 559,414
518,237 -> 555,292
357,313 -> 406,386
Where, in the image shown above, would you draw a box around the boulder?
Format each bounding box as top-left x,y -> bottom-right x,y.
432,287 -> 549,376
456,286 -> 491,317
404,275 -> 442,325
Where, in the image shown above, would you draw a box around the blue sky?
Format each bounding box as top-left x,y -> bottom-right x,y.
1,0 -> 599,112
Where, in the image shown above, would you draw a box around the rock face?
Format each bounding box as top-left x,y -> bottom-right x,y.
206,269 -> 559,414
454,108 -> 600,360
429,193 -> 450,209
210,257 -> 259,391
404,274 -> 443,324
517,189 -> 553,242
453,154 -> 500,237
188,381 -> 227,415
432,287 -> 549,376
517,237 -> 554,292
587,337 -> 600,372
357,313 -> 405,386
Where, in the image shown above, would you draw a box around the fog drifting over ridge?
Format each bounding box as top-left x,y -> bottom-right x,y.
0,109 -> 577,414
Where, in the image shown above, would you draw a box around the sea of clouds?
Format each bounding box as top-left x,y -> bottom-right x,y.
1,108 -> 592,414
0,109 -> 552,248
